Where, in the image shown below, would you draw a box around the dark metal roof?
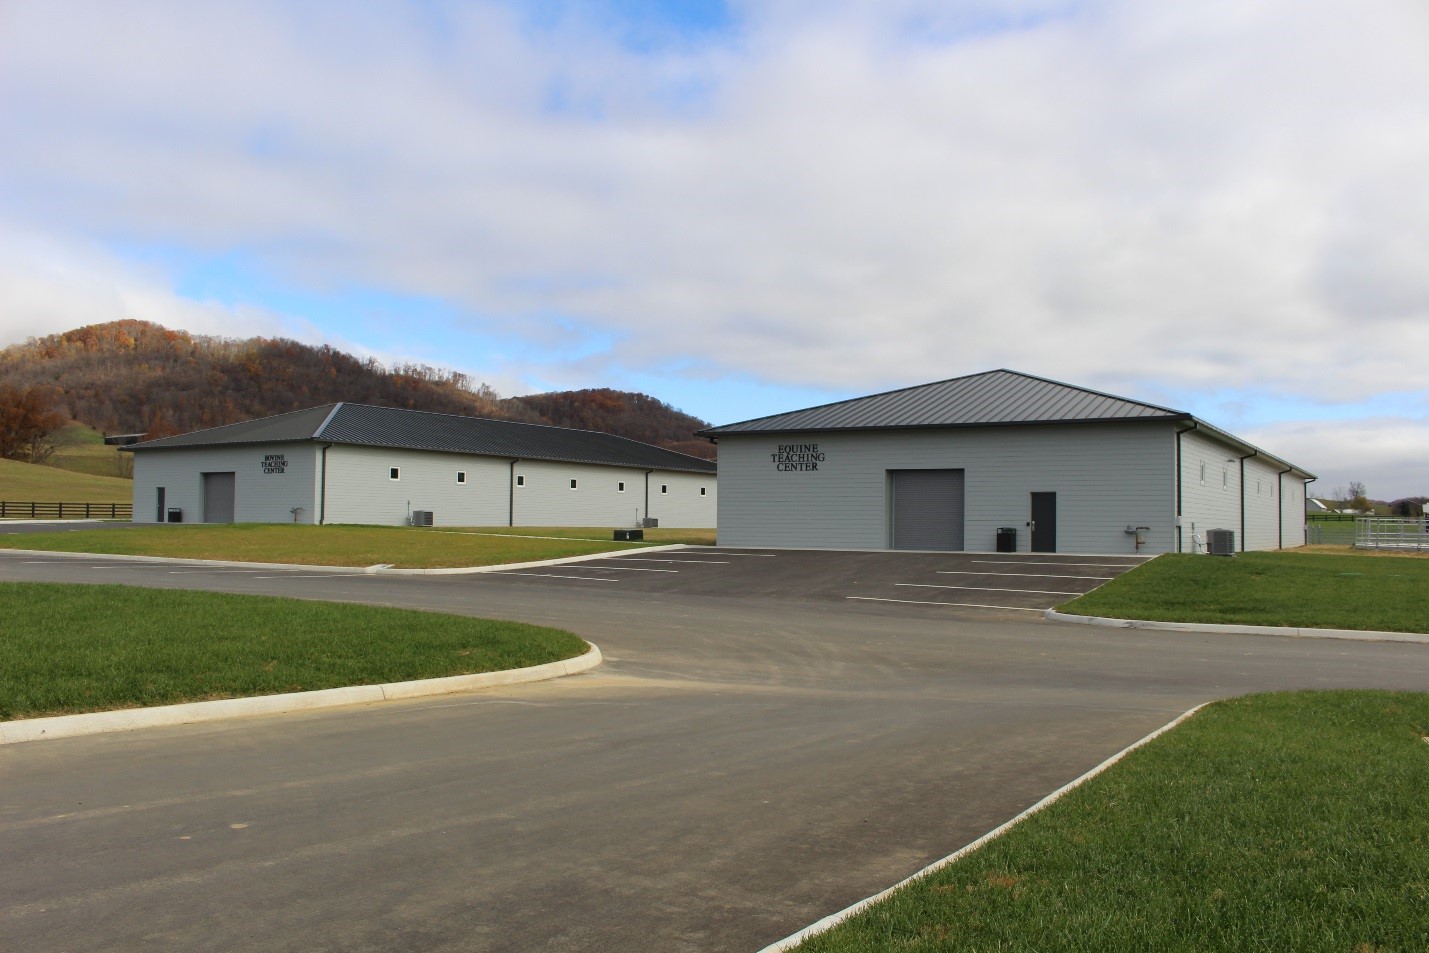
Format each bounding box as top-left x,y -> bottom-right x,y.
130,403 -> 716,474
699,369 -> 1186,435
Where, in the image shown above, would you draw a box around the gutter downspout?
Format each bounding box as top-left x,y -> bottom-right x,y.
1276,466 -> 1292,549
1238,451 -> 1258,552
319,444 -> 332,525
1303,477 -> 1316,545
1174,422 -> 1198,553
644,470 -> 654,525
508,459 -> 520,527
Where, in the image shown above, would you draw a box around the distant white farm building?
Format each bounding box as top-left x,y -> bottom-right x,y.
127,403 -> 716,528
698,369 -> 1314,555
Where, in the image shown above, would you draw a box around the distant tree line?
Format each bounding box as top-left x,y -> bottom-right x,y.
0,320 -> 716,461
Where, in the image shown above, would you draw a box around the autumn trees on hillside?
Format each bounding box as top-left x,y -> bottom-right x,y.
0,385 -> 67,463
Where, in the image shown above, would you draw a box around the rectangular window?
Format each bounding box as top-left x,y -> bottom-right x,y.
456,471 -> 467,484
516,475 -> 525,487
389,467 -> 400,481
661,484 -> 668,494
1257,480 -> 1262,495
1222,469 -> 1228,488
618,481 -> 626,492
570,479 -> 578,489
1199,463 -> 1206,484
700,487 -> 707,496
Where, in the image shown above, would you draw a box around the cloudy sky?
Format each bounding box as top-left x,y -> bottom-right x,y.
2,0 -> 1427,497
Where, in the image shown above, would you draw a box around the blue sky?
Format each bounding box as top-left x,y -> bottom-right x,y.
2,0 -> 1428,496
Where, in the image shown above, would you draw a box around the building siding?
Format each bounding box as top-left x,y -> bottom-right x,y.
716,422 -> 1174,554
1177,429 -> 1298,552
132,443 -> 320,524
322,444 -> 512,526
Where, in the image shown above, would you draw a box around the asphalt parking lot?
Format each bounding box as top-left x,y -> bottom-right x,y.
486,546 -> 1151,611
2,547 -> 1427,952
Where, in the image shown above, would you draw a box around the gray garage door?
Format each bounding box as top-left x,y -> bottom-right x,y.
202,472 -> 236,524
889,469 -> 965,551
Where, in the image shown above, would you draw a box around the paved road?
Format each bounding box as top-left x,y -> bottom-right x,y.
2,549 -> 1426,952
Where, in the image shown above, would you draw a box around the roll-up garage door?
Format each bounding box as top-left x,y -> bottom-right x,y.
890,469 -> 965,551
202,472 -> 236,523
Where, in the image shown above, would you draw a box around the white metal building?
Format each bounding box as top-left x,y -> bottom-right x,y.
698,370 -> 1314,555
128,403 -> 717,528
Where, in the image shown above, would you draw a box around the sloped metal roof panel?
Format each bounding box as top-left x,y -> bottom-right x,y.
128,404 -> 340,450
133,402 -> 716,474
699,369 -> 1185,434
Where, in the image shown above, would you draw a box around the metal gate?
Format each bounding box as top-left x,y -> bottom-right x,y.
202,472 -> 236,523
890,469 -> 965,551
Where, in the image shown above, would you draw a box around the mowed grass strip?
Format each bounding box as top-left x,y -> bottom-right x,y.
1060,551 -> 1429,633
0,523 -> 678,568
798,691 -> 1429,953
0,582 -> 587,720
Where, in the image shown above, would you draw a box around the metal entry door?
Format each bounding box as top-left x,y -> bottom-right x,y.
1030,492 -> 1057,552
202,472 -> 236,523
890,469 -> 965,551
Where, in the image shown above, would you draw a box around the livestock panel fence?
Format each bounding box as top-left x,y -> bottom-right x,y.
1355,516 -> 1429,552
0,501 -> 132,520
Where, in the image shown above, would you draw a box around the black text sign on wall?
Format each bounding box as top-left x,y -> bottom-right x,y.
771,443 -> 825,472
262,453 -> 287,475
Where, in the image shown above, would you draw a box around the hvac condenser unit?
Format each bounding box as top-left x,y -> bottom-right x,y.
1206,529 -> 1235,556
411,510 -> 434,527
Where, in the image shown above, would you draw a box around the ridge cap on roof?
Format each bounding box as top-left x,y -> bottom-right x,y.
698,369 -> 1187,434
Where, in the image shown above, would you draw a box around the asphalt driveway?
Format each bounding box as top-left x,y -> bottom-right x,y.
2,549 -> 1426,952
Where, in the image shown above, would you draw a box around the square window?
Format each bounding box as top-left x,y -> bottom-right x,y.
516,475 -> 525,487
570,479 -> 578,489
456,471 -> 467,484
618,481 -> 626,492
389,467 -> 400,481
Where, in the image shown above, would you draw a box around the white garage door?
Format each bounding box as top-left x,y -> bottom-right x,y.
889,469 -> 965,551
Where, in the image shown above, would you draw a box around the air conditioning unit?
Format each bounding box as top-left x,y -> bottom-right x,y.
641,517 -> 659,528
1206,528 -> 1235,556
411,510 -> 434,527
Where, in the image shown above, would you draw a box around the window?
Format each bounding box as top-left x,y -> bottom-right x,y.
1199,463 -> 1206,484
700,487 -> 707,496
570,479 -> 578,489
389,467 -> 400,481
516,475 -> 525,487
1256,480 -> 1262,495
618,481 -> 626,492
456,471 -> 467,484
1222,469 -> 1228,488
661,484 -> 668,495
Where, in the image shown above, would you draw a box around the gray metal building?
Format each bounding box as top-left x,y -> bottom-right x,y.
699,369 -> 1314,555
129,403 -> 717,528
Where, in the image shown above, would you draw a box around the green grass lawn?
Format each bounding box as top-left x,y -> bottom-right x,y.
0,582 -> 587,719
0,457 -> 134,504
1059,551 -> 1429,633
798,690 -> 1429,952
0,522 -> 711,568
48,421 -> 132,479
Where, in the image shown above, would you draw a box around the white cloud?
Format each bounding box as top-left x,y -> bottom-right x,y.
1244,417 -> 1429,502
1,0 -> 1428,484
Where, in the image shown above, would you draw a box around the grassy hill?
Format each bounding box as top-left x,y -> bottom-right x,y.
48,421 -> 131,479
0,457 -> 134,503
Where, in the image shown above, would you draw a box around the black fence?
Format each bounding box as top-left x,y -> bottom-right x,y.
0,501 -> 132,520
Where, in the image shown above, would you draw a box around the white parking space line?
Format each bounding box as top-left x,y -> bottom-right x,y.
560,566 -> 679,573
699,552 -> 777,556
971,560 -> 1143,569
168,569 -> 271,575
251,573 -> 375,579
936,570 -> 1115,580
848,596 -> 1045,612
602,557 -> 730,564
490,571 -> 621,582
897,583 -> 1084,596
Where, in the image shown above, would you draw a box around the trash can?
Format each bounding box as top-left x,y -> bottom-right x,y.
614,529 -> 644,541
167,507 -> 183,523
996,527 -> 1016,552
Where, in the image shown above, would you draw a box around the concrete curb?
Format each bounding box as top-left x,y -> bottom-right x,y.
0,544 -> 688,575
0,643 -> 603,746
756,704 -> 1208,953
1043,609 -> 1429,644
